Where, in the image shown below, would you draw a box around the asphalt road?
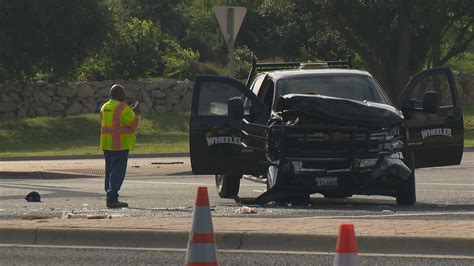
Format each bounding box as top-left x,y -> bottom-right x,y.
1,245 -> 472,266
0,153 -> 473,220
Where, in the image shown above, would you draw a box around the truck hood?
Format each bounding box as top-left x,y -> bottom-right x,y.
276,94 -> 403,127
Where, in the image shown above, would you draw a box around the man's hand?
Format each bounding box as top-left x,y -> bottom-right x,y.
131,101 -> 140,114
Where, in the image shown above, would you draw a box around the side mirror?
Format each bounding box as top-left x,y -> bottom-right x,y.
422,91 -> 439,113
227,97 -> 244,120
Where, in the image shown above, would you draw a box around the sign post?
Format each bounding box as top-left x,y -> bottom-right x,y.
214,6 -> 247,77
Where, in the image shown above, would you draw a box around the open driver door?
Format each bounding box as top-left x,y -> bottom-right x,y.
189,75 -> 269,175
397,67 -> 464,168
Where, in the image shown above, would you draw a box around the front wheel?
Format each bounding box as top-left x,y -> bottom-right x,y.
215,174 -> 241,198
396,150 -> 416,206
396,173 -> 416,206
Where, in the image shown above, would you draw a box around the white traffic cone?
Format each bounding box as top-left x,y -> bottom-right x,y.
185,187 -> 219,266
334,223 -> 358,266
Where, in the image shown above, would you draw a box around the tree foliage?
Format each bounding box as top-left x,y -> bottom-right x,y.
0,0 -> 472,85
0,0 -> 109,81
415,0 -> 474,67
323,0 -> 473,100
78,18 -> 167,80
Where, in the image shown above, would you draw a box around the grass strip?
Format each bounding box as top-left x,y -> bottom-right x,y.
0,106 -> 473,157
0,112 -> 189,156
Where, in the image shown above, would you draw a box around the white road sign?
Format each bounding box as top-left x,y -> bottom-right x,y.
214,6 -> 247,47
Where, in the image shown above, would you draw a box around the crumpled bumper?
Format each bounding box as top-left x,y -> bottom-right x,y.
269,156 -> 412,188
371,157 -> 412,181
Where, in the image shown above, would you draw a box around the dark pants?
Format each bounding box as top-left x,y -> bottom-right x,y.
104,150 -> 129,202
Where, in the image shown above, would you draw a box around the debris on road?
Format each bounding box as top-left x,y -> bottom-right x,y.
235,206 -> 257,214
151,162 -> 184,165
87,214 -> 112,219
62,212 -> 74,219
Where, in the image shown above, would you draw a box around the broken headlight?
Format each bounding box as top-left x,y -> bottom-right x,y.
383,126 -> 403,151
353,158 -> 378,168
371,126 -> 403,151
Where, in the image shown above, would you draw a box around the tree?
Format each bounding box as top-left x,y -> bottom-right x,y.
180,0 -> 349,64
105,0 -> 189,38
323,0 -> 474,101
179,0 -> 229,63
0,0 -> 109,81
415,0 -> 474,68
78,18 -> 167,80
248,0 -> 349,61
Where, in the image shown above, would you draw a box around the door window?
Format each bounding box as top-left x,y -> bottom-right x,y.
409,73 -> 453,109
198,81 -> 246,116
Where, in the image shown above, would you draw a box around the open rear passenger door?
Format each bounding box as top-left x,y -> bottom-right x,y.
397,67 -> 464,168
189,75 -> 269,175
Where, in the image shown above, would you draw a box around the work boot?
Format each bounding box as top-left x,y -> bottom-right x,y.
106,200 -> 128,208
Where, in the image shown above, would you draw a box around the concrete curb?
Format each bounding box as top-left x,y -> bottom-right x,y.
0,153 -> 190,161
1,228 -> 472,256
0,171 -> 98,180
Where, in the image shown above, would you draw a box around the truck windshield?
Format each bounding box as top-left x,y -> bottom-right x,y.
277,75 -> 387,104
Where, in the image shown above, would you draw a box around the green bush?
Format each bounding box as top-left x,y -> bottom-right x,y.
234,46 -> 254,80
196,62 -> 223,76
77,16 -> 202,81
77,18 -> 165,80
163,42 -> 200,80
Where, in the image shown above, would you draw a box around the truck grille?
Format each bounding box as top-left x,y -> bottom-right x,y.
302,160 -> 351,170
279,124 -> 398,158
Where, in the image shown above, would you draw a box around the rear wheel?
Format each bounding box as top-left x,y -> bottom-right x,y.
215,174 -> 241,198
396,150 -> 416,206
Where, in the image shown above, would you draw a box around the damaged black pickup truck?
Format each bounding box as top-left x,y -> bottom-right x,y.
189,59 -> 464,205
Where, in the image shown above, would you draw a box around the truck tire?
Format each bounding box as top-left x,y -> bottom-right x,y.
396,150 -> 416,206
215,174 -> 241,198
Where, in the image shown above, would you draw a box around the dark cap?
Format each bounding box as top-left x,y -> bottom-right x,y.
25,191 -> 41,202
110,84 -> 126,101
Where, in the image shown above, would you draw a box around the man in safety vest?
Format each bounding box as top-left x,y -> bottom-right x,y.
100,84 -> 139,208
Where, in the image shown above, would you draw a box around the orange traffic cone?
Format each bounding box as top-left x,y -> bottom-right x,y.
334,223 -> 358,266
185,187 -> 219,266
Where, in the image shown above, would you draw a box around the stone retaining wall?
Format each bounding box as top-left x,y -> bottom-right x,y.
0,72 -> 473,119
0,79 -> 193,118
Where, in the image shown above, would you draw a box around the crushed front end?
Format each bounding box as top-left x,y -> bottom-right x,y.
256,94 -> 411,203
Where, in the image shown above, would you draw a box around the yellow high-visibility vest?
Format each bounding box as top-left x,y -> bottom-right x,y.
100,100 -> 139,151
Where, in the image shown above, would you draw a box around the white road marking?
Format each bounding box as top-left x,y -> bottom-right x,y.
418,189 -> 473,193
418,182 -> 474,186
126,180 -> 213,186
89,179 -> 474,189
89,179 -> 261,187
